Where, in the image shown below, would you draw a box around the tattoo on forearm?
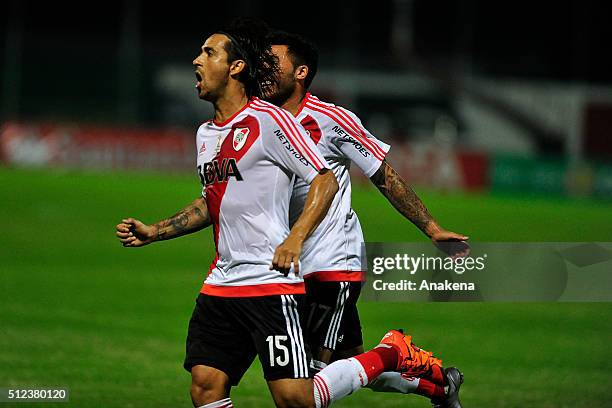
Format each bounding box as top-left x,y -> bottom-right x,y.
371,162 -> 434,233
155,200 -> 210,241
170,211 -> 189,231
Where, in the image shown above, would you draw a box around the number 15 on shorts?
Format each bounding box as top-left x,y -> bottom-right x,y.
266,335 -> 289,367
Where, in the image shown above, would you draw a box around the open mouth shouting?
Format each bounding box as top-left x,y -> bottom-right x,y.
195,70 -> 203,91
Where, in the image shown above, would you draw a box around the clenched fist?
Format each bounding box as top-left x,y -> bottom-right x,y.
115,218 -> 156,247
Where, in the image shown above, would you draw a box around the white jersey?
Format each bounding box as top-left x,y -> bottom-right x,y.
196,97 -> 329,297
289,93 -> 390,281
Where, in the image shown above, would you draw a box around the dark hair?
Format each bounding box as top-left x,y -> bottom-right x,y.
216,18 -> 279,98
267,30 -> 319,89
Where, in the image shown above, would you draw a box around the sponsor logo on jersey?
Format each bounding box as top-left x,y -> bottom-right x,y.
201,158 -> 243,185
232,127 -> 249,151
332,125 -> 370,158
273,129 -> 310,166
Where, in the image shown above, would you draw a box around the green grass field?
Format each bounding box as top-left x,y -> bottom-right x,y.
1,166 -> 611,407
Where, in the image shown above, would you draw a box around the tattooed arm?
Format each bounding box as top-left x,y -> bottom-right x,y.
370,160 -> 468,242
115,197 -> 211,247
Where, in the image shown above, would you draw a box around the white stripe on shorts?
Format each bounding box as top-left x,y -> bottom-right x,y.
287,295 -> 309,376
323,282 -> 350,349
281,295 -> 308,377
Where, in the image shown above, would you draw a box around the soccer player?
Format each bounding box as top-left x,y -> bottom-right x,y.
265,31 -> 468,408
115,19 -> 442,408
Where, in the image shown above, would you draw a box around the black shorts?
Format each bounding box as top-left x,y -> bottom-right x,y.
304,280 -> 363,354
184,293 -> 311,385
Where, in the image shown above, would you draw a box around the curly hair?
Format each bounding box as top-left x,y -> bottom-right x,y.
216,18 -> 280,98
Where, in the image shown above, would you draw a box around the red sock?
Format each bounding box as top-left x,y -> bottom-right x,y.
426,365 -> 446,386
415,378 -> 445,399
352,345 -> 400,380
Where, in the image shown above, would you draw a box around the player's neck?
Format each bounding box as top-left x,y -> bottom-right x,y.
213,87 -> 249,124
282,90 -> 307,117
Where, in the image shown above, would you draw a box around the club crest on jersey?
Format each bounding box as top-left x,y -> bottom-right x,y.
232,127 -> 249,151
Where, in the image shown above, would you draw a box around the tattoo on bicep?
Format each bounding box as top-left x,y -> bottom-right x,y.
373,162 -> 433,232
193,205 -> 205,220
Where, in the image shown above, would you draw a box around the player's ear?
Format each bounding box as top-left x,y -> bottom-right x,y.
229,59 -> 247,76
294,65 -> 309,81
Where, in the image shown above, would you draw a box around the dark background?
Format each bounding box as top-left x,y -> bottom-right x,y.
2,0 -> 610,125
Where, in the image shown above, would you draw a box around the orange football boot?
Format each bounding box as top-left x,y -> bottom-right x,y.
379,329 -> 442,376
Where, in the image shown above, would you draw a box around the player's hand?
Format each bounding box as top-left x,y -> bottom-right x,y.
430,229 -> 470,258
270,235 -> 303,277
115,218 -> 156,247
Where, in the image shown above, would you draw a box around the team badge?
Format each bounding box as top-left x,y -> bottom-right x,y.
232,128 -> 249,151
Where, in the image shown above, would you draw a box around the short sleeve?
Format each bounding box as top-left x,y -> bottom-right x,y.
262,108 -> 330,184
330,107 -> 390,177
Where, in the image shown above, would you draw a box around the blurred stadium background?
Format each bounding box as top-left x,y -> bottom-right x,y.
1,1 -> 611,407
